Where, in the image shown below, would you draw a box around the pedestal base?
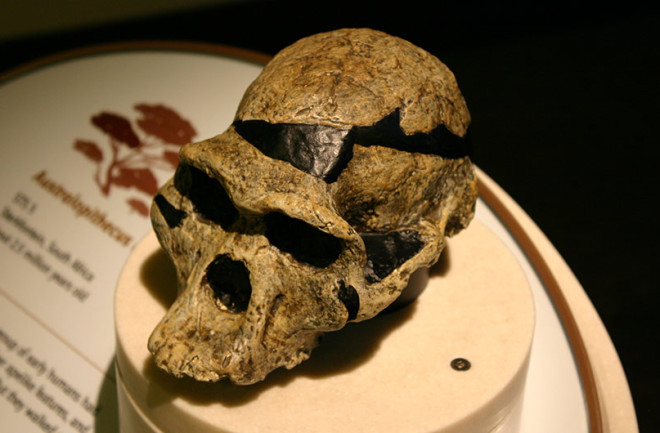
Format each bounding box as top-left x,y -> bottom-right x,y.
114,220 -> 534,433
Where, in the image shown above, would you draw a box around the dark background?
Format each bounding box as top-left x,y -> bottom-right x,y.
1,1 -> 657,431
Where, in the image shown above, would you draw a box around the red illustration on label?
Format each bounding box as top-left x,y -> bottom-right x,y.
73,104 -> 197,217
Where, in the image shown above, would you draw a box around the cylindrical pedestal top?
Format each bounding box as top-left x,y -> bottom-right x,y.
114,220 -> 534,433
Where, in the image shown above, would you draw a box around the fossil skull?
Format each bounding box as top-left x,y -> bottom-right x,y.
148,28 -> 477,385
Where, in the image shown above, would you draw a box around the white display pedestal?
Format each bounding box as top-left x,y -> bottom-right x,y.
114,220 -> 534,433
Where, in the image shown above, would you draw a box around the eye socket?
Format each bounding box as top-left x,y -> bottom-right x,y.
174,164 -> 238,229
264,212 -> 342,267
204,254 -> 252,313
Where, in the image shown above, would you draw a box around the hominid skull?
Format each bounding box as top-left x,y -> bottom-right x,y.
148,28 -> 477,385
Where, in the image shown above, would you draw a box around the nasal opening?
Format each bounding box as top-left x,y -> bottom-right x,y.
204,254 -> 252,313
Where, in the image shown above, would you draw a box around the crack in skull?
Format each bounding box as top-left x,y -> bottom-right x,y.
233,108 -> 471,183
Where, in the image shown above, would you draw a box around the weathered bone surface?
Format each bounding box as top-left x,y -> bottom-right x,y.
148,28 -> 478,385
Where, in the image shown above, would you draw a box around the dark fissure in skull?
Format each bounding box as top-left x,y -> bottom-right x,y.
233,108 -> 471,184
264,212 -> 342,268
233,121 -> 353,183
360,230 -> 424,283
337,281 -> 360,320
204,254 -> 252,313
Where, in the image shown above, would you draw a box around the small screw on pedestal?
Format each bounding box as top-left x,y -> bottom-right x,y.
450,358 -> 471,371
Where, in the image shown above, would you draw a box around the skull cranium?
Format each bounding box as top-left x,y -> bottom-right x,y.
148,28 -> 477,385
